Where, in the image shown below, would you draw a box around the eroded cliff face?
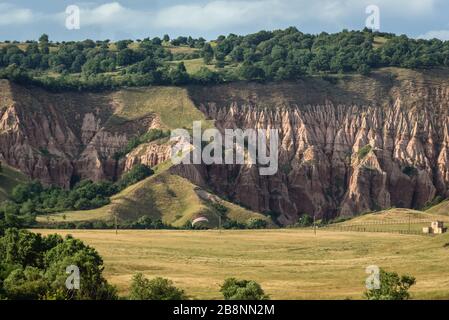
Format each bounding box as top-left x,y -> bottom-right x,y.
0,80 -> 156,188
179,70 -> 449,224
1,68 -> 449,223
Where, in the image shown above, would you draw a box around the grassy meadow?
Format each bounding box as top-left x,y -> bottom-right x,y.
33,228 -> 449,300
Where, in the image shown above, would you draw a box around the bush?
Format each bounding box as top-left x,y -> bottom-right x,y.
3,267 -> 48,300
246,218 -> 267,229
220,278 -> 269,300
129,274 -> 186,300
364,268 -> 416,300
127,217 -> 171,230
117,164 -> 154,190
222,220 -> 247,230
402,166 -> 418,177
0,228 -> 117,300
357,144 -> 372,160
295,214 -> 313,227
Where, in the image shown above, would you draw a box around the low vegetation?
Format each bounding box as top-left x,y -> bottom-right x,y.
129,274 -> 187,300
220,278 -> 269,300
113,129 -> 170,160
357,144 -> 372,160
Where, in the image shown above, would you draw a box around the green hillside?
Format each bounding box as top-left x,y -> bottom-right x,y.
0,164 -> 28,201
337,208 -> 449,224
37,168 -> 273,228
111,86 -> 213,130
324,207 -> 449,234
426,200 -> 449,216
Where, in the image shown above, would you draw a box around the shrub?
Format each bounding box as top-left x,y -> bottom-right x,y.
295,214 -> 313,227
129,274 -> 186,300
222,220 -> 247,230
402,166 -> 418,177
357,144 -> 372,160
246,218 -> 267,229
210,202 -> 228,217
117,164 -> 154,190
220,278 -> 269,300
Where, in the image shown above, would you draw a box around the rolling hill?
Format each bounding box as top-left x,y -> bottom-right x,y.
426,200 -> 449,216
37,163 -> 274,228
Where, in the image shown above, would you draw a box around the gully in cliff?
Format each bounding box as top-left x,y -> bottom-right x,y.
170,121 -> 279,176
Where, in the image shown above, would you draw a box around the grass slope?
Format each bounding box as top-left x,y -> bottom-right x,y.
33,229 -> 449,300
110,86 -> 214,131
169,58 -> 216,74
37,169 -> 272,228
338,208 -> 449,224
0,164 -> 28,201
426,200 -> 449,216
327,208 -> 449,233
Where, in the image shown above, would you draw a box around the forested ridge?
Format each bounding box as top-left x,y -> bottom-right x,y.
1,27 -> 448,90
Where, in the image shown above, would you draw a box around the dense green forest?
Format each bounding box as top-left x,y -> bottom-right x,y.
1,27 -> 449,90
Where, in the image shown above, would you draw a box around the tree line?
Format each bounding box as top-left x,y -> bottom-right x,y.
1,28 -> 449,90
203,27 -> 449,80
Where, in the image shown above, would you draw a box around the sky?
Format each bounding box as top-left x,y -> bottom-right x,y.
1,0 -> 449,41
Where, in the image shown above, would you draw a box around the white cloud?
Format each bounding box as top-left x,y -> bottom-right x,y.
0,3 -> 34,26
77,2 -> 151,29
418,30 -> 449,40
0,0 -> 444,39
0,0 -> 441,30
153,1 -> 274,30
151,0 -> 439,31
371,0 -> 437,15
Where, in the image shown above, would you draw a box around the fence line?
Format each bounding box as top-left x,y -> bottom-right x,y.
320,219 -> 439,235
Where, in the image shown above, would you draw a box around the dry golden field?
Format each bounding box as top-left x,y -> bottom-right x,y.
33,229 -> 449,300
